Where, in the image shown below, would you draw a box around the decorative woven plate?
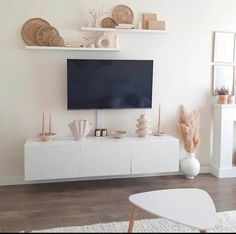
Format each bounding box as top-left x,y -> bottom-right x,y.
101,17 -> 117,28
112,5 -> 134,24
48,35 -> 64,47
36,26 -> 59,46
21,18 -> 50,46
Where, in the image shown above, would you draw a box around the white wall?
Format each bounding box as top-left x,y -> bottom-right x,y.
0,0 -> 236,185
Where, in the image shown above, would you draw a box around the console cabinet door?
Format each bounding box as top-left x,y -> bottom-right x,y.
25,143 -> 80,181
80,141 -> 131,177
131,139 -> 179,174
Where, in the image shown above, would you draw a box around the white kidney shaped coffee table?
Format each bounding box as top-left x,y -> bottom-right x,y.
128,189 -> 217,233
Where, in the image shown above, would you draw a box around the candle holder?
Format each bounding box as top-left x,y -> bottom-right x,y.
39,112 -> 56,142
39,132 -> 56,142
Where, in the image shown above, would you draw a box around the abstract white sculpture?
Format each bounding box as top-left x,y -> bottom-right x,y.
68,120 -> 93,140
136,114 -> 152,137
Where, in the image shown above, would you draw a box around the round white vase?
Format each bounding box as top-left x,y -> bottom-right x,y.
180,153 -> 200,179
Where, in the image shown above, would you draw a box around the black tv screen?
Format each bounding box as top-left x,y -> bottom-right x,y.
67,59 -> 153,109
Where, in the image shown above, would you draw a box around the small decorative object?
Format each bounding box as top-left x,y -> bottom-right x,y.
68,120 -> 93,140
136,114 -> 152,137
101,129 -> 108,137
96,35 -> 112,48
154,104 -> 166,136
21,18 -> 50,45
95,129 -> 102,137
111,131 -> 128,139
89,5 -> 107,28
36,25 -> 64,46
112,5 -> 134,24
65,42 -> 84,48
138,22 -> 142,29
142,13 -> 157,29
39,112 -> 56,142
178,105 -> 200,179
115,23 -> 135,29
21,18 -> 64,47
228,94 -> 235,104
215,85 -> 230,104
48,35 -> 64,47
88,43 -> 95,48
114,34 -> 119,48
101,17 -> 117,28
148,20 -> 166,30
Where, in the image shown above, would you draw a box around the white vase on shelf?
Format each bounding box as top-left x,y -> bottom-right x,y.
136,114 -> 152,137
69,120 -> 93,140
180,152 -> 200,179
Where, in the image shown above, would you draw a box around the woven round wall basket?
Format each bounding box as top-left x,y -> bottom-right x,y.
36,26 -> 60,46
21,18 -> 50,46
112,5 -> 134,24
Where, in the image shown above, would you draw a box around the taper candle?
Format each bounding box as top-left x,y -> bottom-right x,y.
42,112 -> 45,135
49,112 -> 51,135
158,104 -> 161,134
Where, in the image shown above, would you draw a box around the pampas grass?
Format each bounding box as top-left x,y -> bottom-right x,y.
178,105 -> 200,153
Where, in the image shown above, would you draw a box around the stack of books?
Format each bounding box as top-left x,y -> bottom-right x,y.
115,24 -> 135,29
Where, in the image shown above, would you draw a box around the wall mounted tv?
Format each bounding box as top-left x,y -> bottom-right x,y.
67,59 -> 153,110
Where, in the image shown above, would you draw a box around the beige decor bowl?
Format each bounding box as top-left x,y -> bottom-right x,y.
111,131 -> 128,139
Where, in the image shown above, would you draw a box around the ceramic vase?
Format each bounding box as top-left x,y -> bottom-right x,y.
136,114 -> 152,137
69,120 -> 93,140
180,152 -> 200,179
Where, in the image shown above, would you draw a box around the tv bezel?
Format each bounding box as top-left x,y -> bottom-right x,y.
67,59 -> 154,110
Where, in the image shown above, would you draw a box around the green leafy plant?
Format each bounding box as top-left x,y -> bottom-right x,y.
215,86 -> 229,95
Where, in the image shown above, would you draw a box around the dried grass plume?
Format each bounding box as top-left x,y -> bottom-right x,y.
178,105 -> 200,153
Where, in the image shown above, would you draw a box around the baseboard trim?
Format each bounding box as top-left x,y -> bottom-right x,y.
0,165 -> 212,186
210,165 -> 236,178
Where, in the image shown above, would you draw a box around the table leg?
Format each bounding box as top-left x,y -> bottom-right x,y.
128,205 -> 138,233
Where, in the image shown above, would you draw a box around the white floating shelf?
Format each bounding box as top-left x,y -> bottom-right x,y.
25,46 -> 120,52
81,27 -> 167,34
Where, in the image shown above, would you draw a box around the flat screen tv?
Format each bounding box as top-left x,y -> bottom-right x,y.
67,59 -> 153,110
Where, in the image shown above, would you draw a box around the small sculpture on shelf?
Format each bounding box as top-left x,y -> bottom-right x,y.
69,119 -> 93,141
88,5 -> 107,28
39,112 -> 56,142
136,114 -> 152,137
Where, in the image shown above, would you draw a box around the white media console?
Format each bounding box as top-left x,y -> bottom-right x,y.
24,135 -> 180,181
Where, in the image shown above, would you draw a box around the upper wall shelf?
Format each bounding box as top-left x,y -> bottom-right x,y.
81,27 -> 168,34
25,46 -> 120,52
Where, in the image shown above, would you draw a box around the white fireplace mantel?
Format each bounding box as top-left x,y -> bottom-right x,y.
211,104 -> 236,178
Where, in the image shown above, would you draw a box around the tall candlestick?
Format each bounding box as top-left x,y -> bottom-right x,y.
49,112 -> 51,135
158,104 -> 161,134
42,112 -> 45,135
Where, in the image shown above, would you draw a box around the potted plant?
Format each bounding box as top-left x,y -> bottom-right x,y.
215,86 -> 229,104
178,105 -> 200,179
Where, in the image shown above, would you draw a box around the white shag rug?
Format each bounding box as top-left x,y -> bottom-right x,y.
32,210 -> 236,233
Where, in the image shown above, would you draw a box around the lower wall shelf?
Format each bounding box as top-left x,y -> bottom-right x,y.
25,46 -> 120,52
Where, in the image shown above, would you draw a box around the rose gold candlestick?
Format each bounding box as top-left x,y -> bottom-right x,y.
154,104 -> 166,136
41,112 -> 45,135
49,112 -> 51,135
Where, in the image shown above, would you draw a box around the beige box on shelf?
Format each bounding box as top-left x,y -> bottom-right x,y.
143,13 -> 157,29
148,20 -> 166,30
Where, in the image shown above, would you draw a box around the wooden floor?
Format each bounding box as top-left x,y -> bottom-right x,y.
0,174 -> 236,232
